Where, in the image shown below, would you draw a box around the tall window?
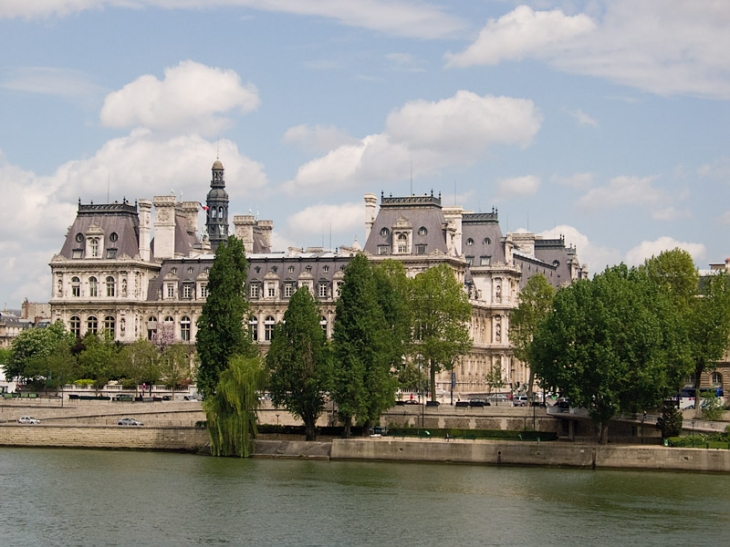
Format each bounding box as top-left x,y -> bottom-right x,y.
183,284 -> 193,299
250,284 -> 260,299
180,316 -> 191,342
249,316 -> 258,341
318,283 -> 328,298
711,372 -> 723,388
90,238 -> 99,257
89,277 -> 98,297
70,316 -> 81,337
284,283 -> 294,298
166,283 -> 175,299
72,277 -> 80,297
104,316 -> 115,337
397,233 -> 408,253
106,276 -> 116,297
87,316 -> 98,335
264,316 -> 275,341
200,283 -> 209,298
147,316 -> 157,341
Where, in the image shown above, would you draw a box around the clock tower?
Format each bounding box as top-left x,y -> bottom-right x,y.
206,159 -> 229,251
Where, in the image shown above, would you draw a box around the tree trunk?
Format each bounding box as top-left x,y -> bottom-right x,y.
599,422 -> 609,444
430,360 -> 436,402
342,415 -> 351,438
304,418 -> 317,441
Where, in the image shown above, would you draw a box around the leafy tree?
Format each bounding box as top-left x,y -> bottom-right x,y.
485,364 -> 505,394
25,340 -> 77,391
196,235 -> 254,399
411,263 -> 472,401
656,401 -> 683,438
531,265 -> 688,443
332,254 -> 397,436
117,339 -> 160,392
160,343 -> 191,392
5,321 -> 74,381
77,333 -> 122,390
508,273 -> 555,398
203,354 -> 266,457
267,287 -> 330,440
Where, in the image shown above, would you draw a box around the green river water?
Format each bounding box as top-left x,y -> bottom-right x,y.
0,447 -> 728,546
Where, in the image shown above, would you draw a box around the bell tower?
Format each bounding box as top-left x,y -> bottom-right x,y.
206,159 -> 229,251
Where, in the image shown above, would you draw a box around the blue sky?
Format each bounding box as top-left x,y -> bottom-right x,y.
1,1 -> 730,307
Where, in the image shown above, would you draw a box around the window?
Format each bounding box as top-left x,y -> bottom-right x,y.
284,283 -> 294,298
480,256 -> 491,266
397,233 -> 408,253
164,316 -> 174,324
90,238 -> 99,257
180,316 -> 191,342
109,232 -> 119,243
416,244 -> 427,255
203,267 -> 210,274
200,284 -> 209,298
264,316 -> 275,341
187,267 -> 194,275
147,316 -> 157,340
183,284 -> 193,299
250,284 -> 260,299
89,277 -> 98,297
552,260 -> 560,268
70,316 -> 81,337
268,285 -> 276,298
319,283 -> 328,298
87,316 -> 98,335
323,265 -> 329,273
72,249 -> 83,259
336,282 -> 343,297
380,227 -> 390,237
483,237 -> 491,245
711,372 -> 723,388
378,245 -> 389,255
75,233 -> 84,243
465,256 -> 474,266
166,283 -> 175,299
466,238 -> 474,246
72,277 -> 81,297
171,268 -> 178,275
320,316 -> 327,333
249,316 -> 258,341
211,208 -> 217,219
288,266 -> 295,273
418,226 -> 428,236
106,249 -> 117,259
104,316 -> 115,337
106,276 -> 115,297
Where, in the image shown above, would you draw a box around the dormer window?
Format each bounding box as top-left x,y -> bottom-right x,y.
89,238 -> 100,258
396,233 -> 408,254
109,232 -> 119,243
380,227 -> 390,237
418,226 -> 428,236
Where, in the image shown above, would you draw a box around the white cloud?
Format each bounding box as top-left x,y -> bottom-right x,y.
285,91 -> 542,193
448,2 -> 730,99
551,172 -> 595,188
625,237 -> 706,267
651,206 -> 691,222
538,225 -> 621,274
283,124 -> 360,154
568,108 -> 598,127
445,5 -> 595,67
287,202 -> 364,236
1,67 -> 103,99
0,0 -> 466,39
698,158 -> 730,181
576,175 -> 666,209
100,60 -> 259,135
497,175 -> 540,199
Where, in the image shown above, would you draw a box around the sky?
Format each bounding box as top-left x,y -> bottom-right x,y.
1,0 -> 730,308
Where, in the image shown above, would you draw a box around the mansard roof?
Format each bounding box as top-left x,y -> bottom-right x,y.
58,201 -> 140,260
461,209 -> 505,264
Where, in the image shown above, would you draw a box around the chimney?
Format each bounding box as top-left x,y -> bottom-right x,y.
364,193 -> 377,242
233,215 -> 255,253
152,196 -> 176,259
138,199 -> 152,261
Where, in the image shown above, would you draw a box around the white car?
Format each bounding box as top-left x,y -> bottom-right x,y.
118,417 -> 143,426
18,416 -> 41,424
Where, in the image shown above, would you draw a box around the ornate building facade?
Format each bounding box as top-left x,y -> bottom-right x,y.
49,160 -> 586,396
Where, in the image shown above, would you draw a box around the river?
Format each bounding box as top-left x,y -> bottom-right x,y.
0,448 -> 728,546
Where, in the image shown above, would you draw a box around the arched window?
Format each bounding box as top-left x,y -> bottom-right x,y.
90,238 -> 99,257
397,233 -> 408,253
211,207 -> 217,219
89,276 -> 98,297
104,316 -> 115,337
180,316 -> 191,342
219,206 -> 224,219
711,372 -> 723,388
87,316 -> 98,335
106,276 -> 116,297
249,316 -> 258,341
70,316 -> 81,337
264,316 -> 275,341
147,316 -> 157,341
72,277 -> 81,297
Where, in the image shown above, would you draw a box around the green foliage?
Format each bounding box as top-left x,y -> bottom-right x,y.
196,236 -> 254,399
485,365 -> 505,393
76,333 -> 122,390
5,321 -> 74,380
531,264 -> 690,442
116,339 -> 160,390
411,264 -> 472,399
508,273 -> 554,397
656,401 -> 683,438
203,354 -> 266,457
700,390 -> 724,421
267,286 -> 331,441
160,343 -> 191,390
332,254 -> 398,435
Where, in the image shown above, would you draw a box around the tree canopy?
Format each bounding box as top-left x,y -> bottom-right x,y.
196,235 -> 254,399
267,286 -> 330,440
5,321 -> 74,381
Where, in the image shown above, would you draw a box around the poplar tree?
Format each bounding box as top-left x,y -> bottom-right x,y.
411,264 -> 472,401
267,286 -> 330,441
332,254 -> 396,436
196,236 -> 253,399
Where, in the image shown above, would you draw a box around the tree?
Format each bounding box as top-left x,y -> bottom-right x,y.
267,287 -> 330,440
117,339 -> 160,392
531,265 -> 688,443
196,236 -> 254,399
5,321 -> 74,381
25,340 -> 77,391
76,333 -> 122,390
508,273 -> 555,398
411,264 -> 472,401
160,343 -> 191,392
203,354 -> 266,457
332,254 -> 397,436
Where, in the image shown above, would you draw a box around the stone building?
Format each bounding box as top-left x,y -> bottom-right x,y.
49,160 -> 586,396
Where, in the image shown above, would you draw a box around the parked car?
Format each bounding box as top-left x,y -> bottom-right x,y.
18,416 -> 41,424
118,417 -> 143,426
469,399 -> 490,407
487,394 -> 511,405
513,395 -> 529,407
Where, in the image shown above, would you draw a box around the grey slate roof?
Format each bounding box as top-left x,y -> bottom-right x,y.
58,201 -> 140,260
